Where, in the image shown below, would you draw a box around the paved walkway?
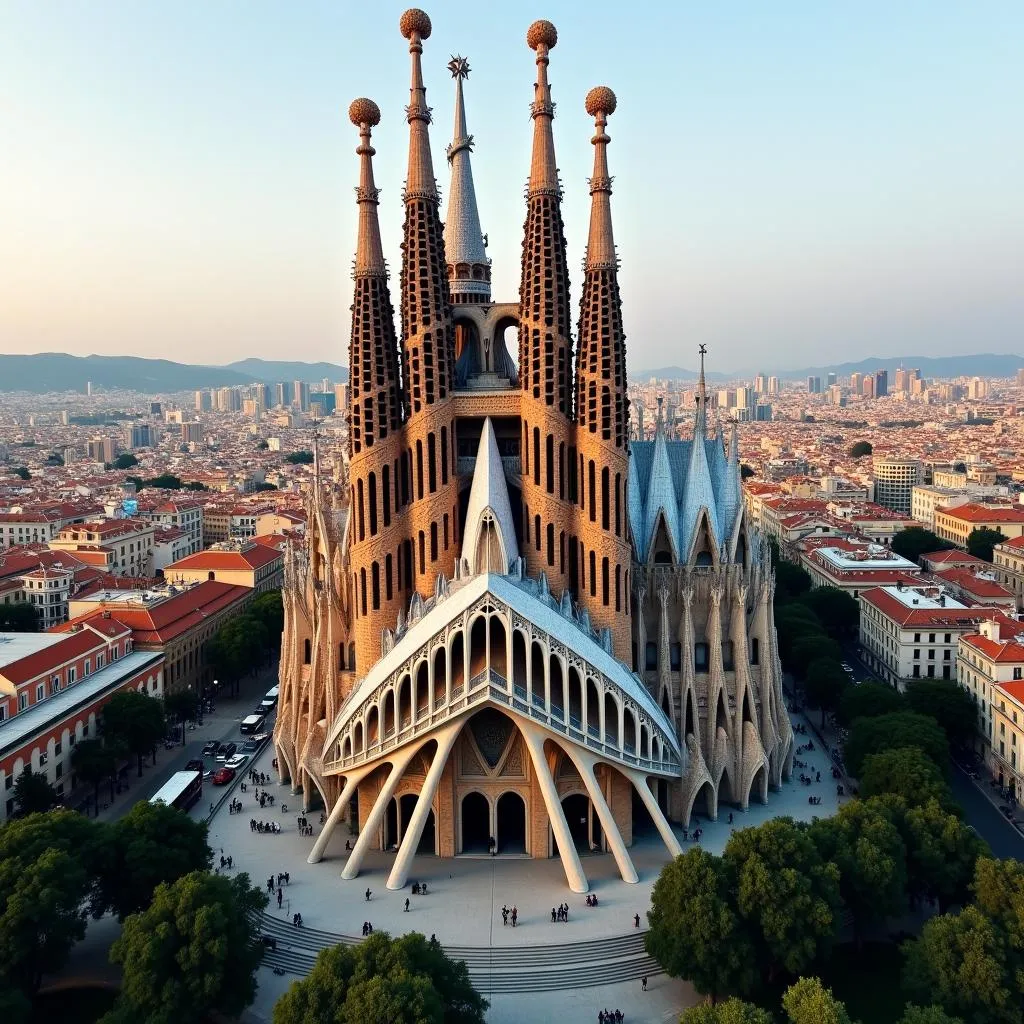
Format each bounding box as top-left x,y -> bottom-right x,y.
211,706 -> 839,1023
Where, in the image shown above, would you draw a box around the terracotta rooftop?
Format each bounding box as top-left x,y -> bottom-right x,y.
921,550 -> 985,565
933,567 -> 1015,599
166,545 -> 281,572
936,503 -> 1024,524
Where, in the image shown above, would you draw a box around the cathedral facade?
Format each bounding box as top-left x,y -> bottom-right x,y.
273,10 -> 793,893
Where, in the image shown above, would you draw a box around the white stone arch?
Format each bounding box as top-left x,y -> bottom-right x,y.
602,687 -> 622,747
467,611 -> 490,680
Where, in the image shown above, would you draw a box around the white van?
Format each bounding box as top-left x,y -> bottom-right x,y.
240,714 -> 265,735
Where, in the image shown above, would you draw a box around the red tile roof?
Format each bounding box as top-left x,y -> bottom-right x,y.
860,587 -> 993,628
167,545 -> 281,572
936,504 -> 1024,524
0,630 -> 106,686
921,550 -> 985,565
933,567 -> 1015,599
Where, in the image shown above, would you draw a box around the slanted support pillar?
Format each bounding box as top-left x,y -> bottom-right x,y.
341,743 -> 421,880
625,768 -> 682,859
387,720 -> 463,890
307,765 -> 372,864
560,745 -> 638,884
519,722 -> 588,893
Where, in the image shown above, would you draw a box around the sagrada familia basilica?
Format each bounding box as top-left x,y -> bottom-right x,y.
274,10 -> 793,892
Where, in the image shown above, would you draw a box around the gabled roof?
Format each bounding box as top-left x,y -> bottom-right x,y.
461,419 -> 518,574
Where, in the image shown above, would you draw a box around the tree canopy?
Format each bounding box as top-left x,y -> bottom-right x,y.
773,561 -> 813,605
272,931 -> 488,1024
0,602 -> 38,633
848,440 -> 873,458
12,467 -> 30,481
71,738 -> 118,815
843,711 -> 949,778
859,747 -> 954,810
781,977 -> 854,1024
107,871 -> 267,1024
904,680 -> 977,750
645,848 -> 757,1003
966,528 -> 1006,563
798,586 -> 860,638
723,818 -> 841,981
891,527 -> 954,564
803,658 -> 849,727
12,767 -> 57,817
112,452 -> 138,469
679,1000 -> 775,1024
837,680 -> 905,727
98,800 -> 211,921
285,450 -> 314,465
101,690 -> 166,776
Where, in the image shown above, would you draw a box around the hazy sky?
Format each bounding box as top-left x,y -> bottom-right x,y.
2,2 -> 1022,373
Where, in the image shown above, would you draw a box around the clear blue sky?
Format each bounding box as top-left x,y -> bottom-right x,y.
2,2 -> 1022,373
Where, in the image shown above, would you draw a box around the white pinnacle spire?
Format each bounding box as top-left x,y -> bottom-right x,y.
444,55 -> 490,301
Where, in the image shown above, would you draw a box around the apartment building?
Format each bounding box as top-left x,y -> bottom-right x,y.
164,540 -> 283,593
0,625 -> 164,819
137,499 -> 204,556
49,519 -> 156,577
860,584 -> 999,691
934,504 -> 1024,548
992,537 -> 1024,610
958,618 -> 1024,800
799,536 -> 923,598
872,456 -> 923,514
0,503 -> 102,550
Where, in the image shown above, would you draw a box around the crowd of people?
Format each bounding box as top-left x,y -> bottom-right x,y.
500,904 -> 519,927
551,903 -> 570,922
250,818 -> 281,834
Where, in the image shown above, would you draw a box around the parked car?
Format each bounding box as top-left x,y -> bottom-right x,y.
241,739 -> 259,753
225,753 -> 248,771
202,740 -> 218,756
185,759 -> 204,772
216,742 -> 237,762
212,767 -> 235,786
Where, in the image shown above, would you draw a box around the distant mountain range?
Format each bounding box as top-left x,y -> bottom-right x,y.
636,353 -> 1024,381
0,354 -> 349,394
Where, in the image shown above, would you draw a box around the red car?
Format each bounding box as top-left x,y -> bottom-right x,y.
212,766 -> 235,786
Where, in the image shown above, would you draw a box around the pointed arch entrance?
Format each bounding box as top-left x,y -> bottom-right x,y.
496,791 -> 527,854
459,791 -> 491,854
553,792 -> 601,856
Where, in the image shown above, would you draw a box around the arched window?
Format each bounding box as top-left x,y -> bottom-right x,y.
368,472 -> 378,536
360,568 -> 367,616
614,472 -> 621,536
416,440 -> 424,499
440,426 -> 448,485
303,639 -> 311,665
602,557 -> 609,606
750,638 -> 760,665
588,461 -> 596,522
694,642 -> 709,672
428,432 -> 437,493
615,564 -> 621,611
558,442 -> 565,499
371,562 -> 380,610
601,467 -> 610,530
418,531 -> 425,574
546,434 -> 554,493
535,515 -> 541,552
533,427 -> 541,486
356,479 -> 365,541
589,550 -> 596,597
430,522 -> 438,561
382,465 -> 391,527
385,554 -> 393,601
547,523 -> 554,567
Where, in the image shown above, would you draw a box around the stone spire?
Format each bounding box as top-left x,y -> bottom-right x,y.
444,56 -> 490,305
575,86 -> 627,449
346,98 -> 403,455
519,19 -> 573,418
399,8 -> 455,413
679,345 -> 719,561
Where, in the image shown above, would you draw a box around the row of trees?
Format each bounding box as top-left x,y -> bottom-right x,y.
0,602 -> 38,633
890,525 -> 1006,565
0,802 -> 212,1010
206,589 -> 283,697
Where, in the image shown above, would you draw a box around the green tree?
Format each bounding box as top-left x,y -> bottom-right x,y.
45,452 -> 64,466
0,847 -> 88,994
257,439 -> 269,450
71,738 -> 118,815
112,452 -> 138,469
966,528 -> 1006,563
723,818 -> 841,983
859,747 -> 954,810
101,690 -> 167,776
250,589 -> 284,645
789,634 -> 843,679
809,799 -> 907,946
902,906 -> 1017,1024
146,473 -> 183,489
971,857 -> 1024,1000
163,689 -> 201,742
781,977 -> 853,1024
843,712 -> 949,778
774,604 -> 823,665
98,800 -> 211,921
848,441 -> 873,458
12,766 -> 57,817
837,680 -> 905,727
740,464 -> 756,480
679,1000 -> 774,1024
0,985 -> 30,1024
895,797 -> 988,912
124,474 -> 145,490
899,1008 -> 965,1024
803,657 -> 849,727
799,586 -> 860,639
774,561 -> 813,604
106,871 -> 267,1024
285,450 -> 314,465
12,467 -> 30,481
891,526 -> 954,565
904,680 -> 977,751
272,931 -> 488,1024
0,602 -> 38,632
646,849 -> 758,1003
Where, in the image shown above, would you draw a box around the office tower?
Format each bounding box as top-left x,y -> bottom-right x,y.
253,383 -> 268,411
88,437 -> 118,463
767,375 -> 779,396
181,422 -> 204,444
874,369 -> 888,397
150,402 -> 162,416
60,410 -> 69,426
826,372 -> 836,386
125,423 -> 154,449
807,376 -> 821,394
862,376 -> 875,398
850,372 -> 862,393
873,455 -> 923,514
754,374 -> 767,394
273,382 -> 291,408
194,390 -> 212,411
86,381 -> 93,396
293,381 -> 310,412
334,383 -> 349,417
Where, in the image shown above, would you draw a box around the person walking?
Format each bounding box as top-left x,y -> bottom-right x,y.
511,906 -> 517,927
634,913 -> 640,928
502,905 -> 508,926
642,975 -> 648,991
405,897 -> 410,913
277,887 -> 283,909
365,887 -> 372,902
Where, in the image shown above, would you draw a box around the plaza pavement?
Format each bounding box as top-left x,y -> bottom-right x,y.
208,708 -> 840,1024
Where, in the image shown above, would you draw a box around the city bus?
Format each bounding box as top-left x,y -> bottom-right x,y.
149,769 -> 203,812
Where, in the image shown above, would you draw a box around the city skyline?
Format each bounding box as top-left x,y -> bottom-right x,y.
2,3 -> 1023,370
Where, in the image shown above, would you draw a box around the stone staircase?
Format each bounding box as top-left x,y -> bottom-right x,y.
257,912 -> 661,994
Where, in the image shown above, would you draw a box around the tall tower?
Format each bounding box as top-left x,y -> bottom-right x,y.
398,9 -> 460,599
518,20 -> 574,594
574,87 -> 631,660
444,56 -> 490,306
346,98 -> 407,672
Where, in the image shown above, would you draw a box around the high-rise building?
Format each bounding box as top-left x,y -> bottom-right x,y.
826,372 -> 836,386
807,376 -> 821,394
292,381 -> 310,412
1016,368 -> 1024,387
216,387 -> 241,412
334,383 -> 349,417
86,381 -> 93,396
150,402 -> 162,416
767,375 -> 779,396
253,383 -> 268,411
181,422 -> 204,444
125,423 -> 154,449
87,437 -> 118,463
850,372 -> 862,393
754,374 -> 767,394
874,369 -> 888,397
194,390 -> 211,411
273,382 -> 292,408
862,375 -> 875,399
873,455 -> 923,514
274,14 -> 791,896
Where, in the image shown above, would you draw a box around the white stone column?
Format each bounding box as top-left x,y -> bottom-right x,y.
386,720 -> 462,890
519,722 -> 588,893
341,742 -> 421,880
307,765 -> 372,864
560,745 -> 639,884
626,768 -> 683,859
